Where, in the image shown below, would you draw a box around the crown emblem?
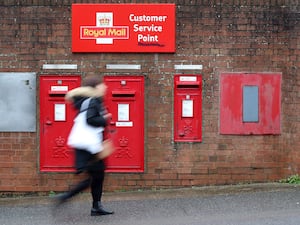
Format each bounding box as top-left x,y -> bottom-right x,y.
99,17 -> 110,26
55,136 -> 65,147
119,136 -> 129,147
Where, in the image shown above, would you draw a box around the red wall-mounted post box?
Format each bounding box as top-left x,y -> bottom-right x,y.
104,76 -> 144,172
174,75 -> 202,142
39,75 -> 81,172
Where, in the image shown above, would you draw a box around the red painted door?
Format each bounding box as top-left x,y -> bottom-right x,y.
104,76 -> 144,172
39,75 -> 81,172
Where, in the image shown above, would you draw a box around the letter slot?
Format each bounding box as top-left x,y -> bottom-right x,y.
112,90 -> 136,100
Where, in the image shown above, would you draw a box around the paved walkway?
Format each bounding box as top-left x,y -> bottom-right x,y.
0,183 -> 299,225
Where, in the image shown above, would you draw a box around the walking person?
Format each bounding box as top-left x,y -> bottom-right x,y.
56,76 -> 114,216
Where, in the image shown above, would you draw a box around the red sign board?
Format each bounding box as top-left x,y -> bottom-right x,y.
72,4 -> 175,53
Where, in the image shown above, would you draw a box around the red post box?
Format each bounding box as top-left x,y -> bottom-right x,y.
174,75 -> 202,142
39,75 -> 81,172
104,76 -> 144,172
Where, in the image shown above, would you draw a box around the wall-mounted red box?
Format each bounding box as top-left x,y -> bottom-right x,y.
220,73 -> 281,135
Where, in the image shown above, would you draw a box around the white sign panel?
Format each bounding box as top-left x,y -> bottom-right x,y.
118,103 -> 129,121
116,122 -> 133,127
54,104 -> 66,121
51,86 -> 68,92
182,100 -> 193,117
179,76 -> 197,82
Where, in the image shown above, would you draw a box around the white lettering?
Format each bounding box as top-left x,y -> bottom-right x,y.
133,24 -> 163,32
129,14 -> 167,22
137,34 -> 159,42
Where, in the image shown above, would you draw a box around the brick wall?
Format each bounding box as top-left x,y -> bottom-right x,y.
0,0 -> 299,192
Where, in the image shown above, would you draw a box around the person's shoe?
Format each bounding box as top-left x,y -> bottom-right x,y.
91,205 -> 114,216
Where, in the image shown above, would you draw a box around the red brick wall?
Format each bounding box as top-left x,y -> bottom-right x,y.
0,0 -> 299,192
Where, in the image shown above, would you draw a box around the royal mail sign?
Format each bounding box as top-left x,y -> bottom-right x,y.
72,4 -> 176,53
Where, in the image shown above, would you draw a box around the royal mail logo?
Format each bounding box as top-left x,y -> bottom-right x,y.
80,12 -> 129,44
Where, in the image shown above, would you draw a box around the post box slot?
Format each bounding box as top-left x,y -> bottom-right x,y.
176,81 -> 200,89
177,84 -> 199,89
112,90 -> 136,98
49,94 -> 66,97
112,94 -> 135,98
48,91 -> 67,96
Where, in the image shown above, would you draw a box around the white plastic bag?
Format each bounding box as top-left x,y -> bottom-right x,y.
67,98 -> 104,154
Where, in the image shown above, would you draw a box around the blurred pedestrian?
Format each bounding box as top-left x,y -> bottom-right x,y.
56,76 -> 114,216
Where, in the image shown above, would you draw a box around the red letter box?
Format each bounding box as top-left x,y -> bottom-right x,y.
104,76 -> 144,172
174,75 -> 202,142
39,75 -> 81,172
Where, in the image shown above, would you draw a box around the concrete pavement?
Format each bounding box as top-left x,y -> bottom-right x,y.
0,183 -> 299,225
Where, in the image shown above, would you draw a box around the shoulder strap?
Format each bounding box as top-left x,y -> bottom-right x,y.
79,98 -> 92,113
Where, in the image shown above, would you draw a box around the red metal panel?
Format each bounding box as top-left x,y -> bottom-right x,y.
39,75 -> 81,172
174,75 -> 202,142
220,73 -> 281,134
104,76 -> 144,172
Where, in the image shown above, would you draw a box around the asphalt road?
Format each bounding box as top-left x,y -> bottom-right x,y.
0,183 -> 299,225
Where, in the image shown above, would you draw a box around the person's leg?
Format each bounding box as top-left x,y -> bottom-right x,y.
90,169 -> 104,209
57,149 -> 93,204
89,162 -> 114,216
57,177 -> 91,204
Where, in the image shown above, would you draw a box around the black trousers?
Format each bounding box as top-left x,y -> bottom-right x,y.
65,149 -> 105,207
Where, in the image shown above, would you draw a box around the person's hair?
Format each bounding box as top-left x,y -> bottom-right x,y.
82,76 -> 102,87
